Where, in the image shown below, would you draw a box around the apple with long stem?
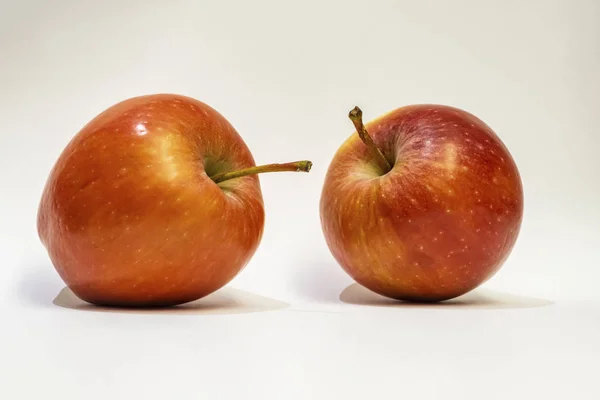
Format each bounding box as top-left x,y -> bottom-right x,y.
38,94 -> 312,307
320,105 -> 523,302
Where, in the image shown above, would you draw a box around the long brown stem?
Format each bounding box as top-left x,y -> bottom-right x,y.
348,106 -> 392,173
211,160 -> 312,183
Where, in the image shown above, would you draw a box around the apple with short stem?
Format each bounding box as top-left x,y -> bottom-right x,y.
38,94 -> 312,307
320,105 -> 523,302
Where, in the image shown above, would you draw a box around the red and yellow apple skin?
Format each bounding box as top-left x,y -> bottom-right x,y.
38,94 -> 265,307
320,105 -> 523,302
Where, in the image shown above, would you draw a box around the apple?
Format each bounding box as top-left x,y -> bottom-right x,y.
38,94 -> 311,307
320,105 -> 523,302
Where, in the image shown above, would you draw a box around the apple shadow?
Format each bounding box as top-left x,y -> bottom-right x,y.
290,260 -> 351,304
53,286 -> 289,315
339,283 -> 554,309
16,266 -> 65,309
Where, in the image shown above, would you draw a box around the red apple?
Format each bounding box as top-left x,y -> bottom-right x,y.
320,105 -> 523,302
38,94 -> 311,307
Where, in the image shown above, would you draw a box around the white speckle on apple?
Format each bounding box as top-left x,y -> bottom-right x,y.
135,123 -> 148,136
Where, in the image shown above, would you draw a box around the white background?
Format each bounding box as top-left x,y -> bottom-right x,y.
1,0 -> 599,399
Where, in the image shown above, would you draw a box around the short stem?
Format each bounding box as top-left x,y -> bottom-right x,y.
348,106 -> 392,173
211,160 -> 312,183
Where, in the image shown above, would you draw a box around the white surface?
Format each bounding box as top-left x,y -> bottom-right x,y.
1,0 -> 599,399
3,286 -> 600,399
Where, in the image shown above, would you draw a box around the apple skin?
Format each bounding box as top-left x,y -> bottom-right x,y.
320,105 -> 523,302
38,94 -> 265,307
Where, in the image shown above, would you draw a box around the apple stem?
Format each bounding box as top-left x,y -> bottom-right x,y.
211,160 -> 313,183
348,106 -> 392,173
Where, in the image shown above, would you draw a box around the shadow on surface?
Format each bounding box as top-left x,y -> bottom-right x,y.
291,260 -> 350,304
54,286 -> 289,315
340,283 -> 554,309
17,266 -> 64,308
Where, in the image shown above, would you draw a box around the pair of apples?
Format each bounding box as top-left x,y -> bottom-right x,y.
38,94 -> 523,307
